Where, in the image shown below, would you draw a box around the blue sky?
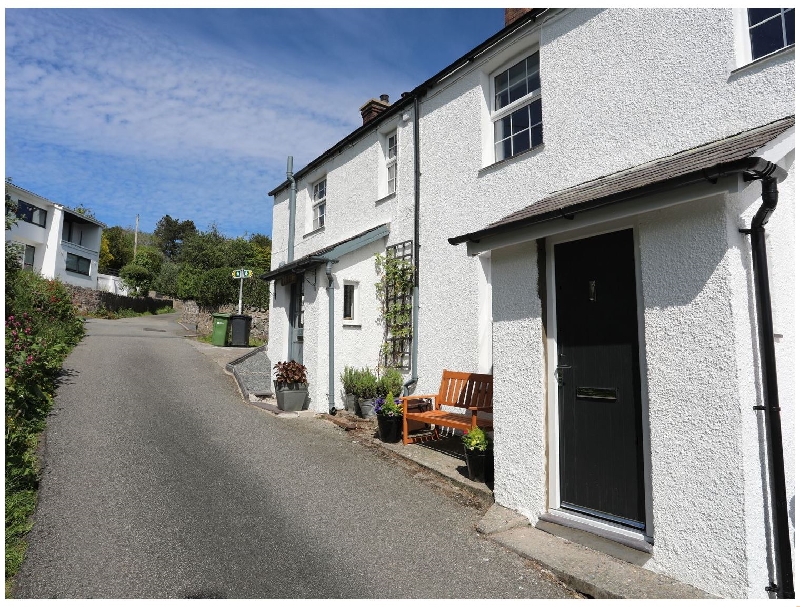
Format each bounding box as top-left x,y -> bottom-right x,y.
5,8 -> 504,238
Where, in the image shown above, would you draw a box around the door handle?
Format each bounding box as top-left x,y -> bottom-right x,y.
554,365 -> 571,386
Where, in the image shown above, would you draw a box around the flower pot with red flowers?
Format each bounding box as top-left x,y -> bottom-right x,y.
273,360 -> 308,412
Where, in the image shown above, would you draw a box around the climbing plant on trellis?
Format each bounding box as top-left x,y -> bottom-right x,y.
375,240 -> 413,369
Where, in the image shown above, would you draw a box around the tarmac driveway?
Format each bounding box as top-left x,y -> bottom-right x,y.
13,313 -> 578,599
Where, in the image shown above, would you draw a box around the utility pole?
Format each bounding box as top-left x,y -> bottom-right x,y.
134,214 -> 139,260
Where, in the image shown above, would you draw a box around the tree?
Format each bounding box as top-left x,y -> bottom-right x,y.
178,227 -> 227,270
154,215 -> 197,260
119,263 -> 152,297
72,205 -> 96,220
100,227 -> 134,274
5,183 -> 22,275
98,236 -> 113,272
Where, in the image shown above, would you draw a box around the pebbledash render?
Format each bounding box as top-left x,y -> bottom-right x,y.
264,9 -> 794,598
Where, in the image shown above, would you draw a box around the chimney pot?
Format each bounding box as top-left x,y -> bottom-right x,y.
359,96 -> 391,125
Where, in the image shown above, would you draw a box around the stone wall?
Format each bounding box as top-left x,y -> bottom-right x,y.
65,284 -> 173,315
176,299 -> 269,342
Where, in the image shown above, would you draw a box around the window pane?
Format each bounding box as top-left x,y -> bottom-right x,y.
527,72 -> 541,93
511,105 -> 530,134
496,139 -> 512,161
748,8 -> 781,26
513,131 -> 530,156
495,90 -> 509,110
494,70 -> 508,91
751,16 -> 786,58
344,285 -> 354,320
786,9 -> 794,45
532,123 -> 544,148
531,98 -> 543,125
508,79 -> 528,104
23,245 -> 35,269
507,60 -> 526,86
495,115 -> 512,141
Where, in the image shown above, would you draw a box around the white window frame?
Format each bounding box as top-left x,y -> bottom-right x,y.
342,280 -> 360,326
312,177 -> 326,231
386,131 -> 398,195
489,51 -> 543,163
733,7 -> 795,70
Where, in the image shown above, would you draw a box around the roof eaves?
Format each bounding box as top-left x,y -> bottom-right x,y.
268,9 -> 549,198
449,115 -> 794,246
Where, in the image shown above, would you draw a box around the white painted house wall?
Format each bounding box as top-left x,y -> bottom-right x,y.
266,8 -> 793,597
5,184 -> 104,289
268,110 -> 416,407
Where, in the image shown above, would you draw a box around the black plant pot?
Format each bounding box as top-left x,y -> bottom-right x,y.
377,415 -> 403,443
464,446 -> 487,482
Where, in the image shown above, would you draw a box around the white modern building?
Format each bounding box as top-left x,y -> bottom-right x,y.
6,182 -> 105,288
264,9 -> 794,598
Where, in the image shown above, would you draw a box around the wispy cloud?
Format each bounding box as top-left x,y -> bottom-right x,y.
5,8 -> 501,236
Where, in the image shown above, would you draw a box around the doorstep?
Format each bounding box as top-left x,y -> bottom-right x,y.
477,504 -> 717,600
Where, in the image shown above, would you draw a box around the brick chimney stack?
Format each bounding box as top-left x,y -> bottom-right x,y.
360,94 -> 391,125
505,8 -> 535,27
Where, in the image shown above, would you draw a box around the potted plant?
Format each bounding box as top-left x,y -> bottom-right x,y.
340,365 -> 358,412
273,360 -> 308,412
354,366 -> 378,418
462,426 -> 489,482
374,391 -> 403,442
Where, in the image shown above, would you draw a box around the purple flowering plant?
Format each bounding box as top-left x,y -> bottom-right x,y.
373,391 -> 402,417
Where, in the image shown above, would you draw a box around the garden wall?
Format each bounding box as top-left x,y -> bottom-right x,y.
65,284 -> 173,315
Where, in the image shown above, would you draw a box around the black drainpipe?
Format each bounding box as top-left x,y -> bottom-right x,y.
739,170 -> 794,600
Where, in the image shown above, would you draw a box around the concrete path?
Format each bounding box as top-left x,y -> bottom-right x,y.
13,314 -> 578,599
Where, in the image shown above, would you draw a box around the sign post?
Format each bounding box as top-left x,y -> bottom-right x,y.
231,269 -> 253,314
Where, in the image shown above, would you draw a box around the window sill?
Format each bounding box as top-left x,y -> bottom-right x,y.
731,44 -> 794,76
343,321 -> 361,328
303,226 -> 325,239
65,270 -> 91,278
478,142 -> 545,176
375,192 -> 396,205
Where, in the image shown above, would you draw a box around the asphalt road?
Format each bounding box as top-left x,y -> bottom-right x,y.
13,313 -> 576,599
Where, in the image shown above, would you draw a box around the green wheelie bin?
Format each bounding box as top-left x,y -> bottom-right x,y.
211,313 -> 232,346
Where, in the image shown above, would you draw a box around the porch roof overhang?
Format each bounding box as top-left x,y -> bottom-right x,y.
259,223 -> 390,282
448,115 -> 794,253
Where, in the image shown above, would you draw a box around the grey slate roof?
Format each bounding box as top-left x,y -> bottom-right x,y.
449,115 -> 794,245
260,223 -> 389,281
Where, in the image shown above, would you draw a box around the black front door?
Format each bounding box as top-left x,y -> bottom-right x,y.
554,229 -> 645,529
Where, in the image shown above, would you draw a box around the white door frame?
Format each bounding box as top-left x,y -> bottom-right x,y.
544,217 -> 655,544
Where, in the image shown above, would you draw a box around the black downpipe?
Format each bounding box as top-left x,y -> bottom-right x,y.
743,175 -> 794,599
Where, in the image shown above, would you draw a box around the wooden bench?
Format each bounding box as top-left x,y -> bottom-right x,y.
400,370 -> 493,445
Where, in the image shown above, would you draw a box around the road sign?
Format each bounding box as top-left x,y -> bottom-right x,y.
232,269 -> 253,279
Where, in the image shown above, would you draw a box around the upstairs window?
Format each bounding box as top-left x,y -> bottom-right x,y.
748,8 -> 794,60
312,178 -> 326,230
386,132 -> 398,195
492,51 -> 543,162
16,200 -> 47,227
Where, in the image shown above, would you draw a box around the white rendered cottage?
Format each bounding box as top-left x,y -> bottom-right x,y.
6,182 -> 105,288
265,8 -> 794,598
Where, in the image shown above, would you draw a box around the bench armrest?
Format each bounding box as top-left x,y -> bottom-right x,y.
401,394 -> 437,415
466,404 -> 493,412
